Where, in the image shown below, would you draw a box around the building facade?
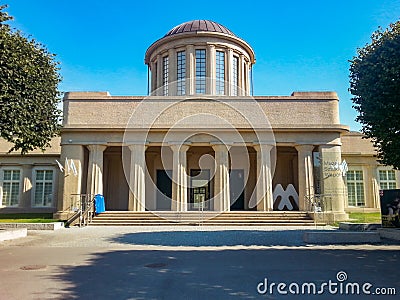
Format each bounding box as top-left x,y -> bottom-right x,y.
0,20 -> 398,220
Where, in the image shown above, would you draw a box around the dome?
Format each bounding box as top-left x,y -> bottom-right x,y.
145,19 -> 255,97
165,20 -> 236,37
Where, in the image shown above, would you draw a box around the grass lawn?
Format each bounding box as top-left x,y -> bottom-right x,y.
0,213 -> 59,223
347,212 -> 382,224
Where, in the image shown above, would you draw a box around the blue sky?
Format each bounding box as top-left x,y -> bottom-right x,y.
5,0 -> 400,130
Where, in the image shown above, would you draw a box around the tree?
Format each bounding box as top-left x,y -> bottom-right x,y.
0,5 -> 61,154
349,21 -> 400,169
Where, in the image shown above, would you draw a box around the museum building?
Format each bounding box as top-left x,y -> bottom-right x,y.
0,20 -> 399,222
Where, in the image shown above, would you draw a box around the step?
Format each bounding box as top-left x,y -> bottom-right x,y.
90,222 -> 321,226
89,211 -> 317,226
93,216 -> 311,220
96,213 -> 310,218
92,219 -> 314,224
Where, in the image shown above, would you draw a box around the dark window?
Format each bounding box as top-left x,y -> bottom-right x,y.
195,49 -> 206,94
216,51 -> 225,95
163,56 -> 169,95
177,51 -> 186,95
232,56 -> 238,96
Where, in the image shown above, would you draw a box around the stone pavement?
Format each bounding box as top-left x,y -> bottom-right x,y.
0,226 -> 399,299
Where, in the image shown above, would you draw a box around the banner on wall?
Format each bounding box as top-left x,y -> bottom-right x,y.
380,189 -> 400,228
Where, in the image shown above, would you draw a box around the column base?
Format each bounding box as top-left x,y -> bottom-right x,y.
256,206 -> 274,212
308,212 -> 349,223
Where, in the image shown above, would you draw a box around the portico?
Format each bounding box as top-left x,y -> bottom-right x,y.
57,132 -> 346,219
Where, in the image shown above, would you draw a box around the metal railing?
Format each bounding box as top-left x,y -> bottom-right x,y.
304,193 -> 335,226
65,194 -> 95,227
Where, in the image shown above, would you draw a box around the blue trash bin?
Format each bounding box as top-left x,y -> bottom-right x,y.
94,194 -> 105,214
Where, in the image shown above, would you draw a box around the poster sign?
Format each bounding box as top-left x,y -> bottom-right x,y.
380,189 -> 400,228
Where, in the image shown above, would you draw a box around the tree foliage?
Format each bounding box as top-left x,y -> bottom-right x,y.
349,21 -> 400,169
0,5 -> 61,154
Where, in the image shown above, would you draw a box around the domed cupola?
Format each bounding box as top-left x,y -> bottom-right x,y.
145,20 -> 255,96
164,20 -> 236,37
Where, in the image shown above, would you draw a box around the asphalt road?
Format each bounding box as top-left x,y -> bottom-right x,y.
0,226 -> 399,300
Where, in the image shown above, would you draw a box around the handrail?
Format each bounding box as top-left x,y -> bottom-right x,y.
79,195 -> 95,227
65,194 -> 95,227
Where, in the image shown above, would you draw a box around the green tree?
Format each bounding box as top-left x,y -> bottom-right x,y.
0,5 -> 61,154
349,21 -> 400,169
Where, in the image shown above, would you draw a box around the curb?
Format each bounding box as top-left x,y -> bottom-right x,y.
303,231 -> 381,244
0,222 -> 64,231
339,222 -> 381,231
378,228 -> 400,241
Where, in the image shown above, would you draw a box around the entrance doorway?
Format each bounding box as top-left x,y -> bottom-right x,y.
103,147 -> 129,210
156,170 -> 172,210
230,169 -> 245,210
189,169 -> 211,211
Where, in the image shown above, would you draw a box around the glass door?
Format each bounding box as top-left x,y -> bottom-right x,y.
189,169 -> 210,211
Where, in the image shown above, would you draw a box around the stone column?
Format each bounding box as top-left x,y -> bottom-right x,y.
87,145 -> 107,197
168,48 -> 177,96
319,144 -> 347,220
145,151 -> 157,211
245,62 -> 250,96
55,144 -> 85,219
156,54 -> 163,96
150,61 -> 157,95
239,54 -> 245,96
20,164 -> 33,208
212,144 -> 231,211
227,49 -> 233,96
254,144 -> 274,211
365,165 -> 375,208
206,44 -> 216,95
128,144 -> 147,211
186,45 -> 195,95
295,145 -> 315,211
170,144 -> 189,211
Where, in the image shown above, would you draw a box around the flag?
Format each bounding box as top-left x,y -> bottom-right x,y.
69,159 -> 78,176
340,160 -> 348,176
55,160 -> 64,172
65,157 -> 70,174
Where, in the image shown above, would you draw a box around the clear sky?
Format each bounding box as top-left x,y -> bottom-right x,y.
5,0 -> 400,131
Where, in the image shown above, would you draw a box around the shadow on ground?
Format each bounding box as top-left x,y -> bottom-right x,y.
108,230 -> 322,247
48,248 -> 399,300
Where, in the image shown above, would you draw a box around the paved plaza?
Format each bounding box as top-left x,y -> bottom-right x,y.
0,226 -> 399,299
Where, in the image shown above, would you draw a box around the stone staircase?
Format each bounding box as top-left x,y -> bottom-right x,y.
90,211 -> 320,226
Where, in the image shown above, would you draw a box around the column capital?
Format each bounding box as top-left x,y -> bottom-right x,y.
211,143 -> 231,152
86,144 -> 107,152
128,143 -> 148,152
295,144 -> 315,152
169,143 -> 190,152
253,143 -> 274,152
